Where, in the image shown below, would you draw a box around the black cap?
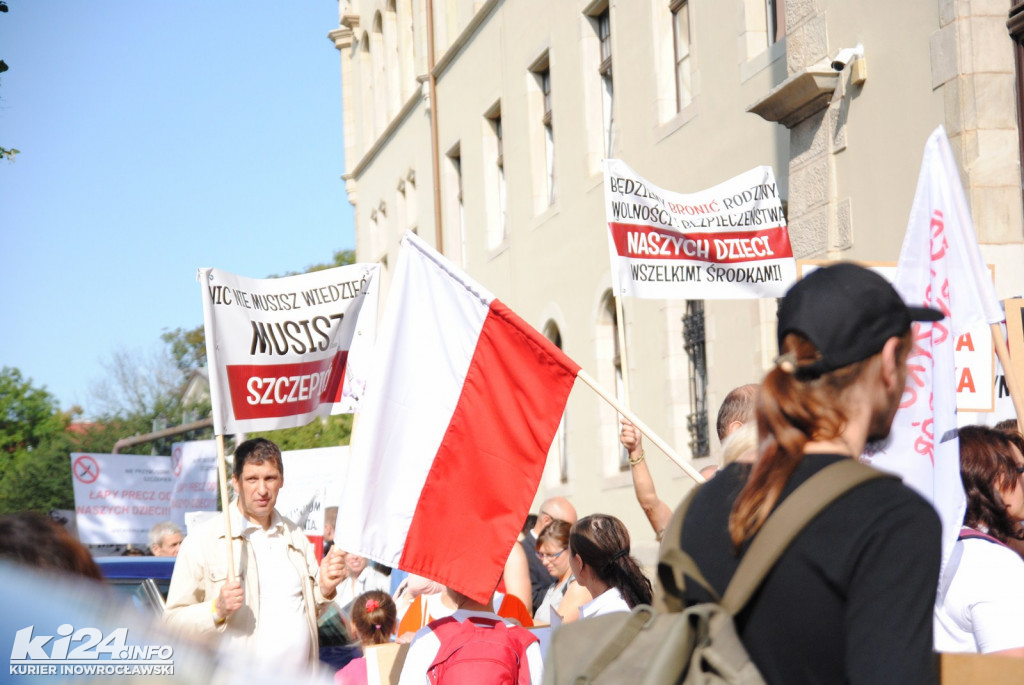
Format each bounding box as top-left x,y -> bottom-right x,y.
777,262 -> 944,378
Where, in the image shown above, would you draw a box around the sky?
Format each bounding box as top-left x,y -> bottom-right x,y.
0,1 -> 354,416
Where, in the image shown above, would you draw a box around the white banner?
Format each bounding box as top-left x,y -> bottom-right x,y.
71,453 -> 174,545
603,159 -> 797,299
870,126 -> 1004,580
276,446 -> 347,536
169,440 -> 218,527
199,263 -> 380,435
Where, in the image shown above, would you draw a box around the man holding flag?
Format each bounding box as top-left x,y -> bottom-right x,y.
165,438 -> 346,672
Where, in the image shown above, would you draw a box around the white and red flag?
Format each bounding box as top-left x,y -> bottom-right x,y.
336,232 -> 580,603
871,126 -> 1004,573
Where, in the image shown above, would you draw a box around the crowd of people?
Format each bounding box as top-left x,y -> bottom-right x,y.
4,262 -> 1024,684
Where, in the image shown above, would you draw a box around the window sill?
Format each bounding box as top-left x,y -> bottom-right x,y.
655,98 -> 700,143
531,202 -> 561,229
739,37 -> 786,84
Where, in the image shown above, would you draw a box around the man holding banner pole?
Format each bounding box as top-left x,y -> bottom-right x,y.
165,437 -> 346,672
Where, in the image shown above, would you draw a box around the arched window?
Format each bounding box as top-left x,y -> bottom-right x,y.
358,34 -> 375,150
544,321 -> 569,483
383,2 -> 401,114
597,290 -> 630,473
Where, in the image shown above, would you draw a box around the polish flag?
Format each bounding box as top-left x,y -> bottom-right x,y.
336,232 -> 580,603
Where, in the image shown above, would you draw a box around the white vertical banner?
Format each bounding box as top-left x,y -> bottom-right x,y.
869,126 -> 1005,578
169,439 -> 219,526
276,446 -> 348,536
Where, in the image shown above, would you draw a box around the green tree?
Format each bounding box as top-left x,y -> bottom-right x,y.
0,368 -> 75,513
0,2 -> 18,163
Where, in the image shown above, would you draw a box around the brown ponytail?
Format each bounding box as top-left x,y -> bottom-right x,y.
728,331 -> 910,549
350,590 -> 396,646
570,514 -> 653,608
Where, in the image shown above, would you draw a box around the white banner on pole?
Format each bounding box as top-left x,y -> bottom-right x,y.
603,159 -> 797,299
199,263 -> 379,435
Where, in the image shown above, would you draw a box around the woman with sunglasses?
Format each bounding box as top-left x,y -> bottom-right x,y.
934,424 -> 1024,657
533,520 -> 591,624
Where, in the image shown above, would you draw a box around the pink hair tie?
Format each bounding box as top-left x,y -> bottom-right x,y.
375,624 -> 382,630
365,598 -> 381,612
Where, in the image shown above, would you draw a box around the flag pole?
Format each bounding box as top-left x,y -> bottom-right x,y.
991,323 -> 1024,434
215,434 -> 236,581
576,369 -> 706,483
614,295 -> 631,411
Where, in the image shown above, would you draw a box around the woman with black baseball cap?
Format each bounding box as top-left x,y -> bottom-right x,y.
677,262 -> 945,685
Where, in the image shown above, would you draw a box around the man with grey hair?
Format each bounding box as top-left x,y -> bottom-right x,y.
149,521 -> 183,557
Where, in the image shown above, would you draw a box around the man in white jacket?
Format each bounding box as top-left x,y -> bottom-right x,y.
164,438 -> 346,672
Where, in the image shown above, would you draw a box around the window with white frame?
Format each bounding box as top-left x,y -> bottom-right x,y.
671,0 -> 693,112
597,9 -> 614,156
534,59 -> 556,206
485,107 -> 507,247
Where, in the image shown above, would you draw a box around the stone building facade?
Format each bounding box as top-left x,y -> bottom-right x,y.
330,0 -> 1024,561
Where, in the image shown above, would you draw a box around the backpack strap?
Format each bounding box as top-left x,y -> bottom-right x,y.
720,459 -> 891,615
655,486 -> 720,612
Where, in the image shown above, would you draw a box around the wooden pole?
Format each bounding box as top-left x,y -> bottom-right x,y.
614,295 -> 631,412
216,434 -> 236,581
576,369 -> 706,483
991,323 -> 1024,434
425,0 -> 443,254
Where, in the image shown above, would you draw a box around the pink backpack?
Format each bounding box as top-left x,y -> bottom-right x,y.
426,616 -> 538,685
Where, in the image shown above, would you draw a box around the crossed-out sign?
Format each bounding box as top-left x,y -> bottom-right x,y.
172,446 -> 183,477
73,455 -> 100,484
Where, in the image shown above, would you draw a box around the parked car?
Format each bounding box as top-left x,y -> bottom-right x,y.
95,555 -> 356,670
95,556 -> 175,613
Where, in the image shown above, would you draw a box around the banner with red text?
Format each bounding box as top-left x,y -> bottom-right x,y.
71,453 -> 175,545
603,159 -> 797,299
169,439 -> 218,528
199,263 -> 379,435
869,126 -> 1004,578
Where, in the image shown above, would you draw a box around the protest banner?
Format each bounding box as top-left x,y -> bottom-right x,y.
168,439 -> 218,527
869,126 -> 1005,579
603,159 -> 797,300
276,445 -> 347,557
71,453 -> 174,545
199,263 -> 380,436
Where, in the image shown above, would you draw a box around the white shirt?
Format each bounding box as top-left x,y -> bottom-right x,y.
397,609 -> 543,685
578,586 -> 629,620
232,507 -> 311,673
934,537 -> 1024,653
335,564 -> 392,615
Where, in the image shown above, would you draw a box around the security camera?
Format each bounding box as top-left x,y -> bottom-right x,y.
831,44 -> 863,71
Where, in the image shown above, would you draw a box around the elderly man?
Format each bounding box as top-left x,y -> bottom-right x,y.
164,438 -> 345,672
149,521 -> 183,557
